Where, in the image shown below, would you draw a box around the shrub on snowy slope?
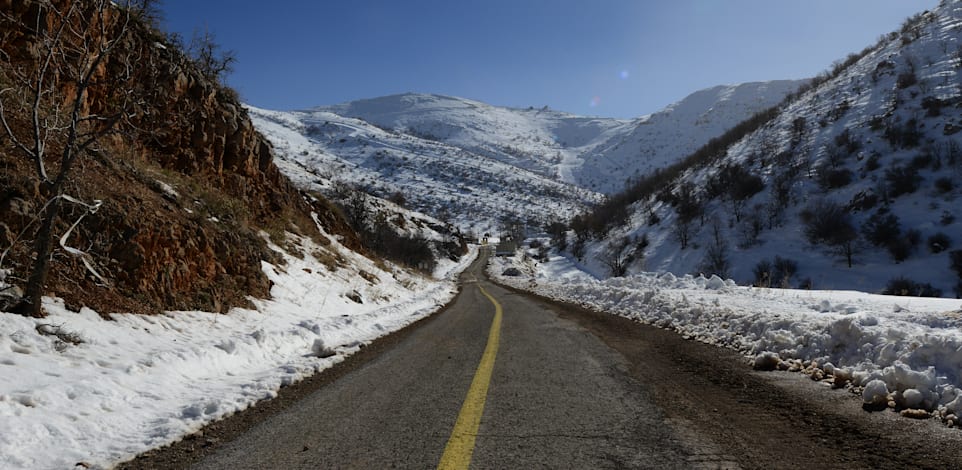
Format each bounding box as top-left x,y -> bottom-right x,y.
330,186 -> 466,274
882,277 -> 942,297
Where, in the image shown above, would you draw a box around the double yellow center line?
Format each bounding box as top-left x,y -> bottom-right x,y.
437,284 -> 503,470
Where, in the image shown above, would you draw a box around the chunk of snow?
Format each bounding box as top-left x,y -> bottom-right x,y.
945,395 -> 962,416
814,300 -> 832,313
214,340 -> 237,354
705,275 -> 726,290
311,339 -> 335,358
863,379 -> 889,406
902,388 -> 924,409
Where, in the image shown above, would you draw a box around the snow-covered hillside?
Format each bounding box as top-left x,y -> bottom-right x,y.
311,88 -> 804,194
575,80 -> 805,193
314,93 -> 631,183
582,0 -> 962,296
248,105 -> 605,236
249,83 -> 804,236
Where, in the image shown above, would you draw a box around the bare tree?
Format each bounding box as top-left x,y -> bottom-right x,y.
129,0 -> 164,27
699,239 -> 731,278
800,199 -> 859,268
672,182 -> 702,249
187,25 -> 236,83
0,0 -> 140,317
546,221 -> 567,251
674,217 -> 693,250
599,236 -> 637,277
699,218 -> 731,278
343,190 -> 369,231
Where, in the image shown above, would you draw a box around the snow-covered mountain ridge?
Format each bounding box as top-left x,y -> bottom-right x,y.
248,81 -> 803,236
308,83 -> 804,194
579,0 -> 962,296
249,105 -> 604,236
312,93 -> 631,185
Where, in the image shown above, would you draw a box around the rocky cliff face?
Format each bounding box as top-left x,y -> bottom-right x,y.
0,0 -> 358,314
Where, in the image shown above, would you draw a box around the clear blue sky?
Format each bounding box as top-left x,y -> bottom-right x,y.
162,1 -> 934,119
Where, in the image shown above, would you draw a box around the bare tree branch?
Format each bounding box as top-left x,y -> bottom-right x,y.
0,88 -> 37,159
0,0 -> 139,317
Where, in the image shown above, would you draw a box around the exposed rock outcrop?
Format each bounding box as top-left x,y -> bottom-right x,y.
0,0 -> 358,314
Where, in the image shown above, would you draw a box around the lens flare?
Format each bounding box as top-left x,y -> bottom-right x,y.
619,70 -> 629,80
589,96 -> 601,107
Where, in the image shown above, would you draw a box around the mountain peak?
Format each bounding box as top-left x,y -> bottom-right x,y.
310,92 -> 488,118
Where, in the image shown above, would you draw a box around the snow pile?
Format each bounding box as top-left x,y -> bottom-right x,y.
490,252 -> 962,424
0,268 -> 17,306
0,232 -> 476,469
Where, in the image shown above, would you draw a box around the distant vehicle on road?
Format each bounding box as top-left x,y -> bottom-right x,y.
495,238 -> 517,257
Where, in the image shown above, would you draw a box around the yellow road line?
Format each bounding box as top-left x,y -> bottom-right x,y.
437,284 -> 503,470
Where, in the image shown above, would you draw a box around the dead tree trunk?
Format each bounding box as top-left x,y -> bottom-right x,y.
18,190 -> 63,317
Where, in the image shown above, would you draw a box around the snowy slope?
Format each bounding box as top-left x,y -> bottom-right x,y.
584,0 -> 962,296
313,93 -> 631,182
575,80 -> 805,193
248,105 -> 604,236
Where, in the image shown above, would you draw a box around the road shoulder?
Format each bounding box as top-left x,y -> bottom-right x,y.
494,279 -> 962,469
117,285 -> 469,470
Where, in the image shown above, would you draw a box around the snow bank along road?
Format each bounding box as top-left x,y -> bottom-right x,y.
126,252 -> 962,469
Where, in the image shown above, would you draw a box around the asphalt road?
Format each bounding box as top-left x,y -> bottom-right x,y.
127,251 -> 962,469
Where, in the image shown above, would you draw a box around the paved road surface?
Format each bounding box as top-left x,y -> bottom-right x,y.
126,251 -> 962,469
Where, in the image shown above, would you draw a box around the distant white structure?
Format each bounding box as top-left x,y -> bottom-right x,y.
495,237 -> 517,257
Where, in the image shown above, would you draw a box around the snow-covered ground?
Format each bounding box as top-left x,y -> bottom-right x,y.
490,247 -> 962,426
0,232 -> 477,470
